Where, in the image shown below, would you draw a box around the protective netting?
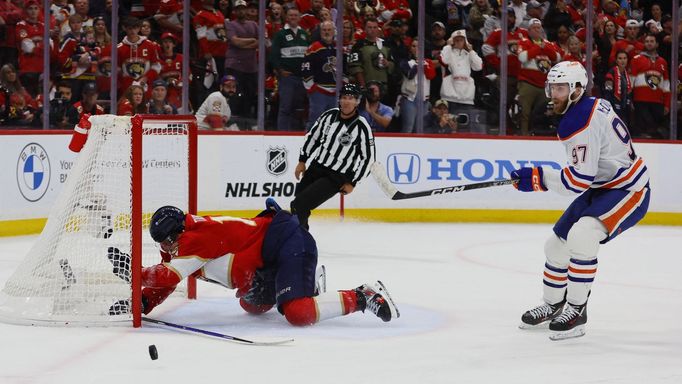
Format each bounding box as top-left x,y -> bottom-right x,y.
0,115 -> 192,325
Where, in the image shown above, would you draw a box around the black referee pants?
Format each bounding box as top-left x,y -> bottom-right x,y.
290,163 -> 349,230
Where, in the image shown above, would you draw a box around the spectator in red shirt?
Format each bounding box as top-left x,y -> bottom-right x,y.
16,0 -> 46,97
158,32 -> 183,110
73,82 -> 105,119
609,19 -> 644,66
516,18 -> 561,136
630,34 -> 670,138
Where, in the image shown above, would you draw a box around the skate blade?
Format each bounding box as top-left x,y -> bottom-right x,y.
314,265 -> 326,295
549,325 -> 586,341
376,280 -> 400,319
518,321 -> 550,330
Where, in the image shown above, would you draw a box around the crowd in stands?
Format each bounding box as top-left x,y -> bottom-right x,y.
0,0 -> 679,138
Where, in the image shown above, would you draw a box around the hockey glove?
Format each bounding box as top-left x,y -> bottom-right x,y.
242,268 -> 277,306
511,167 -> 547,192
107,247 -> 132,283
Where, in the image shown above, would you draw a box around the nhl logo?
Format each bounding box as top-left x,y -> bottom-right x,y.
266,147 -> 288,176
16,143 -> 51,202
338,132 -> 352,146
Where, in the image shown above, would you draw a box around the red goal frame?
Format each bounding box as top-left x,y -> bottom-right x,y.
130,115 -> 198,327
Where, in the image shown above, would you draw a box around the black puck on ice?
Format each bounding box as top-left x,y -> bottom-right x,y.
148,345 -> 158,360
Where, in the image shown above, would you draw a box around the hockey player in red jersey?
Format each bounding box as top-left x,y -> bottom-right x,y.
512,62 -> 650,340
107,199 -> 399,326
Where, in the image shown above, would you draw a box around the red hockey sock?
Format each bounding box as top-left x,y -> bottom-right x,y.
339,290 -> 359,315
282,298 -> 318,326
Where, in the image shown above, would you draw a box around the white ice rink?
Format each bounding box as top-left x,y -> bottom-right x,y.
0,220 -> 681,384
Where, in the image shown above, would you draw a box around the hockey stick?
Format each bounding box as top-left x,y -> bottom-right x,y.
370,162 -> 516,200
142,317 -> 294,346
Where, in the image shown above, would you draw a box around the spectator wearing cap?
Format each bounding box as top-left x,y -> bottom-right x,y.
16,0 -> 45,97
271,6 -> 310,131
439,30 -> 482,115
398,39 -> 436,133
158,32 -> 183,111
609,19 -> 643,66
423,99 -> 457,134
348,18 -> 394,94
224,0 -> 258,119
630,33 -> 670,138
482,8 -> 528,122
516,18 -> 561,136
117,16 -> 161,98
195,75 -> 234,130
519,0 -> 543,31
301,20 -> 337,130
147,79 -> 178,115
73,82 -> 105,119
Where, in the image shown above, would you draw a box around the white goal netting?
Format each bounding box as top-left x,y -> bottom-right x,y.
0,115 -> 194,326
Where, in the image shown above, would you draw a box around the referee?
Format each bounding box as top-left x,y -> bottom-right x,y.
291,83 -> 376,230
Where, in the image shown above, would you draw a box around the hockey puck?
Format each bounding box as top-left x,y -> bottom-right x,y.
148,345 -> 158,360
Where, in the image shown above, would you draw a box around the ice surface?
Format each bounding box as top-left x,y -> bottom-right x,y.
0,220 -> 680,384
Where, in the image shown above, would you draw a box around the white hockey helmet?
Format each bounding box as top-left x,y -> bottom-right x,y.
545,61 -> 588,114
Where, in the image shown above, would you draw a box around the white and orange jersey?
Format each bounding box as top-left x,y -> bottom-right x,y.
543,96 -> 649,196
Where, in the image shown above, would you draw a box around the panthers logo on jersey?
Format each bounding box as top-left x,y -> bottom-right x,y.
644,70 -> 662,90
322,56 -> 336,73
125,62 -> 145,79
537,57 -> 552,73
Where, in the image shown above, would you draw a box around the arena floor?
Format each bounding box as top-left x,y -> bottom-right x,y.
0,220 -> 680,384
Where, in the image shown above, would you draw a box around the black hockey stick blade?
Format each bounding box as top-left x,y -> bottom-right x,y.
371,162 -> 516,200
142,317 -> 294,346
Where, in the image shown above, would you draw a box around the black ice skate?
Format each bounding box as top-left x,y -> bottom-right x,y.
548,302 -> 587,341
519,298 -> 566,329
355,280 -> 400,322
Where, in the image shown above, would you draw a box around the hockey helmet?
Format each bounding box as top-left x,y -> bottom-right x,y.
545,61 -> 588,114
149,206 -> 185,243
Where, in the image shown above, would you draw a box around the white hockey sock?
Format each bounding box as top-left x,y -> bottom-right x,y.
313,291 -> 348,322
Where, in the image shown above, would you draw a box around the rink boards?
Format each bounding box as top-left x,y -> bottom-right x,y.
1,131 -> 681,235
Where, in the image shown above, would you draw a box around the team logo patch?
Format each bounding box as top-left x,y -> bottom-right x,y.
266,147 -> 288,176
338,131 -> 352,146
645,73 -> 661,89
16,143 -> 51,202
537,58 -> 552,73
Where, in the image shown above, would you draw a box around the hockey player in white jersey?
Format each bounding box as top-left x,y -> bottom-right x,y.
511,61 -> 650,340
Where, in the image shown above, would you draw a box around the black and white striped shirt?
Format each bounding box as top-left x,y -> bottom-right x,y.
299,108 -> 376,185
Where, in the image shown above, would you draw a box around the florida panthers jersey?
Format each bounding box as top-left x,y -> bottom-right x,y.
142,214 -> 273,293
543,96 -> 649,196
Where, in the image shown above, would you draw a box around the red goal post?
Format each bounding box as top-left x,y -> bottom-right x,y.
131,115 -> 198,327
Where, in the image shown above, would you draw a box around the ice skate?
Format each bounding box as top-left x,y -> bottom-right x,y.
355,280 -> 400,322
314,264 -> 326,296
549,302 -> 587,341
519,298 -> 565,329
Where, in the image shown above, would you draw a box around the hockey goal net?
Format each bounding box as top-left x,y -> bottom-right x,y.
0,115 -> 197,327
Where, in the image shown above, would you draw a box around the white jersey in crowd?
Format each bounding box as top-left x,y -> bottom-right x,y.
195,91 -> 233,130
542,96 -> 650,196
